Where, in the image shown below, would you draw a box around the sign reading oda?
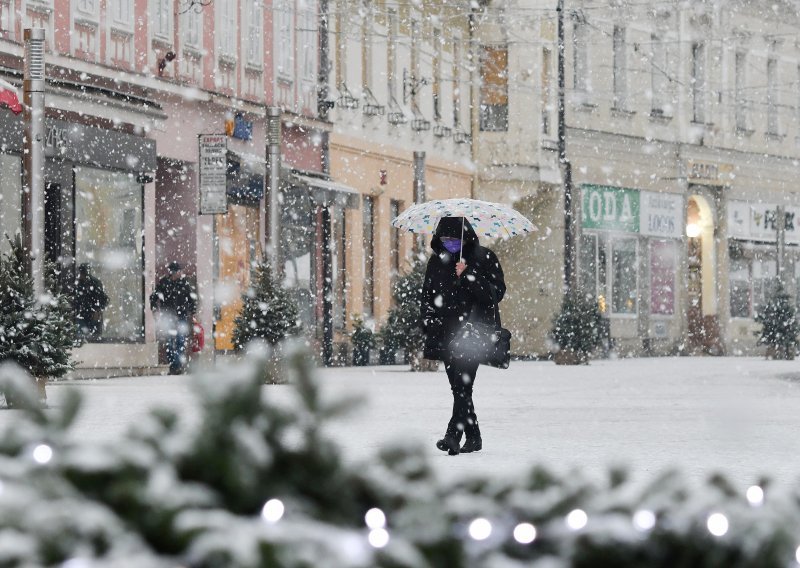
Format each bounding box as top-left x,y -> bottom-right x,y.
581,185 -> 683,238
581,185 -> 639,233
198,134 -> 228,215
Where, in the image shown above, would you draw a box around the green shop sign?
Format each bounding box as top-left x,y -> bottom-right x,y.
581,185 -> 640,232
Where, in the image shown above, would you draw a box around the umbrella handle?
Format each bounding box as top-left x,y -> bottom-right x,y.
459,217 -> 465,264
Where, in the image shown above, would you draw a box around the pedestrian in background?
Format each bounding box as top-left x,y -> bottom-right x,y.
421,217 -> 506,455
73,263 -> 108,340
150,262 -> 197,375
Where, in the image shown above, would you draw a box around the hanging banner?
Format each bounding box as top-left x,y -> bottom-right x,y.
198,133 -> 228,215
581,185 -> 639,233
639,191 -> 684,238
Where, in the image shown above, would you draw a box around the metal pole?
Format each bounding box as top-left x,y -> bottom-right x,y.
266,106 -> 282,273
777,204 -> 786,288
557,0 -> 575,294
413,151 -> 426,255
22,28 -> 46,298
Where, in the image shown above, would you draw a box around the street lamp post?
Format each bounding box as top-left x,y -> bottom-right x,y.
22,28 -> 46,298
557,0 -> 576,294
266,106 -> 282,273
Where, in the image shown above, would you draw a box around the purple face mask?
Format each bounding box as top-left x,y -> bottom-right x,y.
442,238 -> 462,254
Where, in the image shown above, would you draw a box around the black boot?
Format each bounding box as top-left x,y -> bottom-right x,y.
436,429 -> 462,455
460,437 -> 482,453
461,419 -> 481,453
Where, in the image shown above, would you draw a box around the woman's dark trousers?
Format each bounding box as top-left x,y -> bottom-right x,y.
444,360 -> 480,441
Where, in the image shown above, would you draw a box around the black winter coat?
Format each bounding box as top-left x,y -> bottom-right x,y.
150,276 -> 196,321
421,218 -> 506,362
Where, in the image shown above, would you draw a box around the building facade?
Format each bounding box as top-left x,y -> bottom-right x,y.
325,0 -> 474,362
0,0 -> 337,373
473,0 -> 800,357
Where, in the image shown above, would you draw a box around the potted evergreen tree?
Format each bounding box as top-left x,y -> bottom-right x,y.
232,262 -> 300,380
0,236 -> 79,405
378,260 -> 437,371
755,283 -> 799,360
551,292 -> 604,365
350,316 -> 376,366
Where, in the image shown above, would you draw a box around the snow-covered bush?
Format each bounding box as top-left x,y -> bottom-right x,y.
755,283 -> 799,360
350,316 -> 376,366
2,348 -> 800,567
551,292 -> 604,364
378,260 -> 430,370
0,236 -> 78,382
232,262 -> 300,350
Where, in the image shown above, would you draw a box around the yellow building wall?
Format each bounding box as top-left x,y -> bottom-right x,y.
329,134 -> 472,331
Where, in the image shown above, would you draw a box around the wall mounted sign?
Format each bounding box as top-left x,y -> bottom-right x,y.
198,133 -> 228,215
581,185 -> 683,238
639,191 -> 684,238
728,200 -> 800,244
581,185 -> 639,233
686,159 -> 734,187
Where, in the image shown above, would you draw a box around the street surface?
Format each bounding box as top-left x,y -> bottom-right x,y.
18,356 -> 800,489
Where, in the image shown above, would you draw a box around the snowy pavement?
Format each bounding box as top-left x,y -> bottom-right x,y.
18,356 -> 800,489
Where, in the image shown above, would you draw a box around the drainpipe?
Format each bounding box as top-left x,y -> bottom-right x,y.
777,204 -> 786,288
22,28 -> 46,298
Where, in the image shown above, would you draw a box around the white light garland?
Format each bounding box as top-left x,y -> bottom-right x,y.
365,508 -> 386,530
468,518 -> 492,541
632,509 -> 656,532
32,444 -> 52,464
566,509 -> 588,531
513,522 -> 536,544
707,513 -> 728,537
746,485 -> 764,507
261,499 -> 285,523
368,528 -> 390,548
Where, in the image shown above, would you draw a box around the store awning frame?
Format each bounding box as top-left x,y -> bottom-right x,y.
288,172 -> 360,209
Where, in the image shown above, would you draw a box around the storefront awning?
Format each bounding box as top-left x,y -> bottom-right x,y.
289,173 -> 359,209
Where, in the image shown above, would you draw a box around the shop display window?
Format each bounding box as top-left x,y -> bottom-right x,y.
74,167 -> 144,341
650,239 -> 675,315
0,154 -> 21,253
611,238 -> 638,314
728,242 -> 779,319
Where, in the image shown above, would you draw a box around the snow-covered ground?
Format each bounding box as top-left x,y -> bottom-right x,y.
17,356 -> 800,488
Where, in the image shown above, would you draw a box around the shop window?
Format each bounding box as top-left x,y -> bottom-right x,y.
0,155 -> 21,253
390,200 -> 402,277
729,257 -> 751,318
74,167 -> 144,342
578,233 -> 608,314
752,257 -> 778,316
650,239 -> 675,315
362,196 -> 375,317
281,190 -> 315,329
728,243 -> 779,318
479,45 -> 509,132
332,206 -> 347,329
611,238 -> 637,314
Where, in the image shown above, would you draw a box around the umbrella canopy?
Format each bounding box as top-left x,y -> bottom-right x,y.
391,198 -> 536,239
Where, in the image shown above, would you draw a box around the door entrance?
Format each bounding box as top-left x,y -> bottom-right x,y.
685,195 -> 722,354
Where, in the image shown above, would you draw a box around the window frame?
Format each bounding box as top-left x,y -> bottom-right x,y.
478,44 -> 509,132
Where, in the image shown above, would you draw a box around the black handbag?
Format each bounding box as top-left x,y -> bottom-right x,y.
448,286 -> 511,369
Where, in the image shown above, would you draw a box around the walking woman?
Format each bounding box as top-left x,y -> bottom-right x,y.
421,217 -> 506,455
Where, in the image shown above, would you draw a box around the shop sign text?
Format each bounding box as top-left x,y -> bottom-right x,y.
639,191 -> 683,238
581,185 -> 639,233
198,133 -> 228,215
687,159 -> 733,186
728,200 -> 800,244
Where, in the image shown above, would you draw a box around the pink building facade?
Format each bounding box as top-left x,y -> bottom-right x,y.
0,0 -> 343,373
